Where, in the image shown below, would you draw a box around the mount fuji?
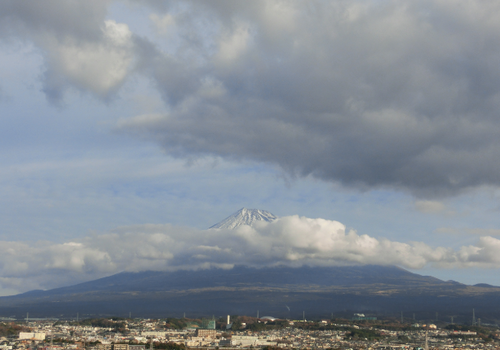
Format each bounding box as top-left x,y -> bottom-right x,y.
3,208 -> 500,321
209,207 -> 277,229
2,265 -> 500,321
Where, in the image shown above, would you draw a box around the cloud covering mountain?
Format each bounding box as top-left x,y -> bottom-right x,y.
2,214 -> 500,296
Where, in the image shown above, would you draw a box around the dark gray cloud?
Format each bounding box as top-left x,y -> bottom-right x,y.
122,0 -> 500,196
0,0 -> 108,40
3,0 -> 500,195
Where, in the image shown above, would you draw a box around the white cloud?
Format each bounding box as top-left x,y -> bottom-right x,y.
2,215 -> 500,295
40,19 -> 135,100
0,1 -> 134,101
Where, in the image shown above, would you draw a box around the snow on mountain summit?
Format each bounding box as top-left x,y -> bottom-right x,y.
209,208 -> 277,229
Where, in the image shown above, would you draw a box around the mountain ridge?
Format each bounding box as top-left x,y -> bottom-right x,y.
12,264 -> 453,297
2,264 -> 500,322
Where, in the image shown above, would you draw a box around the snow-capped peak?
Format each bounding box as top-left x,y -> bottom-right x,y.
209,208 -> 277,229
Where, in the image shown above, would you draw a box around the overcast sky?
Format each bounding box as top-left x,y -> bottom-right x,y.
3,0 -> 500,296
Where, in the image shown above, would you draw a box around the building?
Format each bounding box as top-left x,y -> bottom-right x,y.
451,330 -> 477,336
195,329 -> 217,338
19,333 -> 46,341
96,344 -> 112,350
129,346 -> 146,350
113,344 -> 129,350
220,335 -> 278,348
141,331 -> 167,338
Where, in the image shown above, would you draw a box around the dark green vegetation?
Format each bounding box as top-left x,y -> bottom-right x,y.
0,322 -> 28,336
0,265 -> 500,323
164,318 -> 187,330
345,328 -> 381,340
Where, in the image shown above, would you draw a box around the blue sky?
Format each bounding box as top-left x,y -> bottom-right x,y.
2,0 -> 500,295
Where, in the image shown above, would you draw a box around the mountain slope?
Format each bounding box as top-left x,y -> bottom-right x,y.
2,265 -> 500,322
10,265 -> 448,296
209,208 -> 277,229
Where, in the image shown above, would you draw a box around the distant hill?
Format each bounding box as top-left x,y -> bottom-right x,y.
1,264 -> 500,322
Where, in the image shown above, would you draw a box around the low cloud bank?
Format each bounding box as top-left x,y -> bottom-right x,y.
1,216 -> 499,295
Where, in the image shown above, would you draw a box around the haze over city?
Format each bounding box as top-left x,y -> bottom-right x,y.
3,0 -> 500,297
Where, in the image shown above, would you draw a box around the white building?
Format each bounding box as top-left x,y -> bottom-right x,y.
19,333 -> 46,341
